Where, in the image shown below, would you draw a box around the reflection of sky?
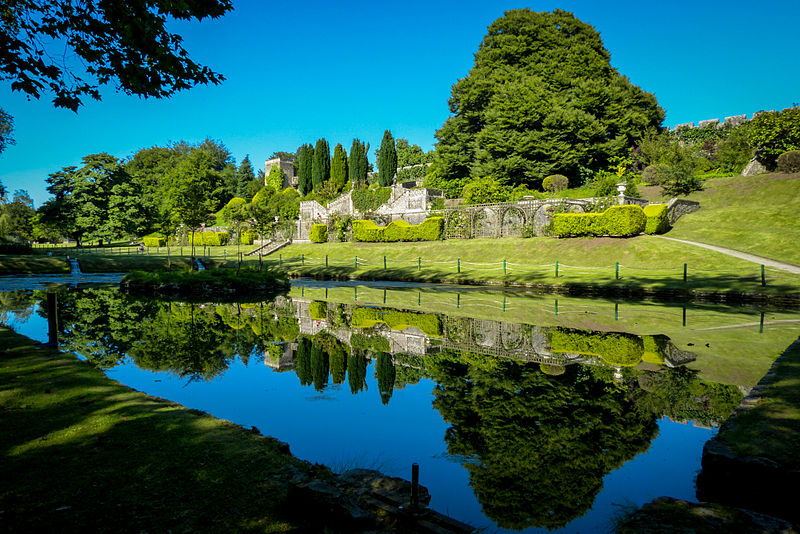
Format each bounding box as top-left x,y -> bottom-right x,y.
3,298 -> 714,533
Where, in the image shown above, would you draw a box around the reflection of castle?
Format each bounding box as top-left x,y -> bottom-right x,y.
291,298 -> 696,371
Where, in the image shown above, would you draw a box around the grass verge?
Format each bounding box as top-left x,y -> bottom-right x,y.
0,255 -> 69,275
0,327 -> 313,532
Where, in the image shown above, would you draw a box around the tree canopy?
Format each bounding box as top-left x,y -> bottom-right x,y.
0,0 -> 232,112
430,9 -> 664,196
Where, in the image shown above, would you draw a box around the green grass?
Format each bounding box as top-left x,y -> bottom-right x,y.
716,339 -> 800,466
0,255 -> 69,274
0,327 -> 317,532
270,236 -> 800,298
665,172 -> 800,265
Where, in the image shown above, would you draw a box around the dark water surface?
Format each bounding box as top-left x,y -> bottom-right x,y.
2,282 -> 798,533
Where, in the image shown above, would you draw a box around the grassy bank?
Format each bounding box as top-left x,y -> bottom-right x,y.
661,172 -> 800,265
0,327 -> 315,532
270,236 -> 800,299
0,255 -> 69,275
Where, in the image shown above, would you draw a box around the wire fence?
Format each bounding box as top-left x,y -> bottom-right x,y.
30,243 -> 799,288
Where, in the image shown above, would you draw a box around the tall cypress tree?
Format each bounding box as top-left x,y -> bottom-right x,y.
296,144 -> 313,195
311,138 -> 330,192
330,143 -> 348,192
377,130 -> 397,187
349,138 -> 369,189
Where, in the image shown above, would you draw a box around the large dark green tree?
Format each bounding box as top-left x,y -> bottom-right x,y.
296,144 -> 314,195
430,9 -> 664,195
234,155 -> 255,198
348,139 -> 369,189
330,143 -> 348,192
376,130 -> 397,187
311,138 -> 330,192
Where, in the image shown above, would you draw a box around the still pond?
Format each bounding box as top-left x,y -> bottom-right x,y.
1,278 -> 798,533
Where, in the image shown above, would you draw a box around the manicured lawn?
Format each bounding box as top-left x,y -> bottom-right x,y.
0,327 -> 314,532
0,255 -> 69,274
270,236 -> 800,296
663,172 -> 800,265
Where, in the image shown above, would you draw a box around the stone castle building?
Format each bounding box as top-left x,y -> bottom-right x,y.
264,157 -> 298,189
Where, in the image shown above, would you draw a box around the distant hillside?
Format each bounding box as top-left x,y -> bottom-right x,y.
658,173 -> 800,265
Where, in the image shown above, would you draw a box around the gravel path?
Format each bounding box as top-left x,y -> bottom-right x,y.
657,236 -> 800,274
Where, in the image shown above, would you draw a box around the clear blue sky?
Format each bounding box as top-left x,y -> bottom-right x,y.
1,0 -> 798,206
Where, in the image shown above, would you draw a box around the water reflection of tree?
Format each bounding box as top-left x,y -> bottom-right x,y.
429,356 -> 658,531
375,352 -> 396,405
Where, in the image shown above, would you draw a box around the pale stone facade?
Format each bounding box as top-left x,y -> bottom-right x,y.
264,158 -> 297,189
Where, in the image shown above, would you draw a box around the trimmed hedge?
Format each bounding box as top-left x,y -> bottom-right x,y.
142,236 -> 166,247
552,205 -> 646,237
309,224 -> 328,243
240,230 -> 256,245
308,301 -> 327,320
200,230 -> 229,246
542,174 -> 568,192
642,335 -> 668,365
352,217 -> 444,242
550,329 -> 644,367
351,307 -> 442,337
643,204 -> 670,235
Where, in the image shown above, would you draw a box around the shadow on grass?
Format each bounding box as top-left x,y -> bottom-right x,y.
0,328 -> 337,533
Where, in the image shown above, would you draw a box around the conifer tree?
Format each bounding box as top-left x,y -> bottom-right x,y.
296,144 -> 314,195
311,138 -> 330,191
330,143 -> 348,192
235,155 -> 255,197
349,139 -> 369,189
377,130 -> 397,187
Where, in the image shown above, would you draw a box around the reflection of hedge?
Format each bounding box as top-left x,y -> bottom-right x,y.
351,307 -> 442,337
309,224 -> 328,243
643,204 -> 670,235
539,363 -> 565,376
552,205 -> 646,237
143,236 -> 166,247
642,335 -> 668,364
350,332 -> 391,353
352,217 -> 443,242
201,230 -> 230,246
550,329 -> 644,366
308,301 -> 327,320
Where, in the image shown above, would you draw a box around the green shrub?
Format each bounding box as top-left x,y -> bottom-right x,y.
642,164 -> 667,185
350,332 -> 391,353
462,177 -> 510,204
777,150 -> 800,173
643,204 -> 670,234
352,187 -> 391,213
142,236 -> 166,247
201,231 -> 229,246
352,217 -> 443,242
542,174 -> 568,192
309,224 -> 328,243
748,107 -> 800,167
239,230 -> 256,245
552,205 -> 646,237
351,307 -> 442,337
308,301 -> 327,320
550,329 -> 644,367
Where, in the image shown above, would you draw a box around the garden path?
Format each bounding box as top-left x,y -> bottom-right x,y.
657,236 -> 800,274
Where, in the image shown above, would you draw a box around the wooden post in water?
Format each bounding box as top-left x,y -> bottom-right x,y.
410,463 -> 420,511
683,263 -> 688,283
760,311 -> 765,334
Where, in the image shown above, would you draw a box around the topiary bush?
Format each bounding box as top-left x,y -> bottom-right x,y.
142,236 -> 166,247
550,329 -> 644,367
642,164 -> 667,185
308,300 -> 327,320
201,230 -> 229,246
542,174 -> 568,192
239,230 -> 256,245
352,217 -> 443,242
351,307 -> 442,337
552,205 -> 646,237
643,204 -> 670,235
777,150 -> 800,173
309,224 -> 328,243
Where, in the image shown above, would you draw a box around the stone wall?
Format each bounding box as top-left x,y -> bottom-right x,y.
265,158 -> 297,189
669,108 -> 796,131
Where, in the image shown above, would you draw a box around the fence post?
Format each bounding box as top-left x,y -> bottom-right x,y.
383,289 -> 386,304
682,306 -> 686,327
554,299 -> 558,316
457,258 -> 460,273
503,296 -> 506,312
326,255 -> 328,267
279,254 -> 282,266
384,256 -> 386,269
457,293 -> 460,308
615,262 -> 619,280
418,292 -> 421,306
354,287 -> 357,301
354,256 -> 357,269
683,263 -> 687,283
503,259 -> 506,275
555,260 -> 559,278
761,264 -> 766,287
615,302 -> 619,321
302,254 -> 304,266
760,311 -> 765,333
418,257 -> 421,271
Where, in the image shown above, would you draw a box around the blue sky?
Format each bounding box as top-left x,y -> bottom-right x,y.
1,0 -> 798,206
